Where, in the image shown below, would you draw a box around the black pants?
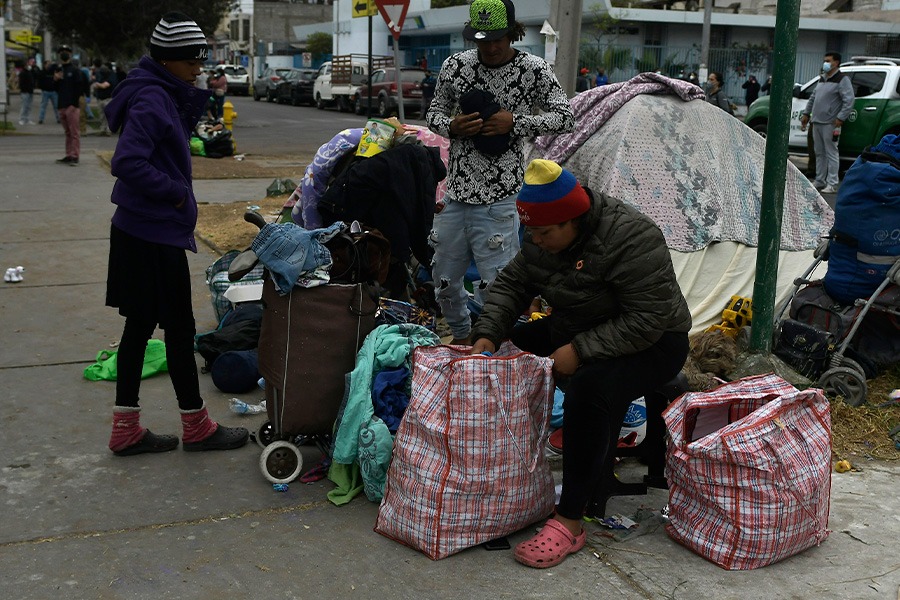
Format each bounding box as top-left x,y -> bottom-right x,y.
511,317 -> 689,520
106,225 -> 203,410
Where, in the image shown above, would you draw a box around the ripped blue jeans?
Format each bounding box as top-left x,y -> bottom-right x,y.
429,194 -> 520,339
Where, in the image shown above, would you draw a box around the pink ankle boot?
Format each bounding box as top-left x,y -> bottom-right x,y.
109,407 -> 178,456
181,404 -> 249,452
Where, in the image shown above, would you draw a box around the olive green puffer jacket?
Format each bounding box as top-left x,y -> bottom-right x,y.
472,189 -> 692,362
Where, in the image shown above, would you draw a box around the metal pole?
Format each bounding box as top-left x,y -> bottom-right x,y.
699,0 -> 712,81
548,0 -> 583,96
0,14 -> 8,133
392,36 -> 404,122
367,14 -> 373,119
749,0 -> 802,354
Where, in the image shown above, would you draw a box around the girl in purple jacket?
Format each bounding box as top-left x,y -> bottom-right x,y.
103,13 -> 248,456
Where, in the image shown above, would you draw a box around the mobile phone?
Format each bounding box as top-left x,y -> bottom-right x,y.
482,536 -> 511,551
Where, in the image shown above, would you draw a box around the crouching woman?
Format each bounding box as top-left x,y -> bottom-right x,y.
470,159 -> 692,568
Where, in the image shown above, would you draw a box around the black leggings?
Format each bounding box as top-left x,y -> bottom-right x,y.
107,225 -> 203,411
511,317 -> 689,520
115,317 -> 203,410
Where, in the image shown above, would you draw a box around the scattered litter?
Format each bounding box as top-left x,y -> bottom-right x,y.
835,460 -> 852,473
3,266 -> 24,283
589,506 -> 667,542
879,389 -> 900,408
272,483 -> 289,492
266,178 -> 297,197
109,340 -> 120,348
595,514 -> 638,530
229,398 -> 266,415
246,204 -> 261,211
233,154 -> 245,161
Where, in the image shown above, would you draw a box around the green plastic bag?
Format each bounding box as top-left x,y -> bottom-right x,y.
83,339 -> 169,381
189,136 -> 206,157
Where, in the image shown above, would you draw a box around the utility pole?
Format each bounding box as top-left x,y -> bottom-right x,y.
749,0 -> 802,353
699,0 -> 712,82
0,9 -> 8,130
547,0 -> 583,96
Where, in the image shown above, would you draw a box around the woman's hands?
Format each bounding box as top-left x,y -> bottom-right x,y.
470,338 -> 496,355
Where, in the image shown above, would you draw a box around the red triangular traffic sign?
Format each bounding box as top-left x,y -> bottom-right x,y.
374,0 -> 410,41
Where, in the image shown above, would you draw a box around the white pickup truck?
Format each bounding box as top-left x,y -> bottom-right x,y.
313,54 -> 392,113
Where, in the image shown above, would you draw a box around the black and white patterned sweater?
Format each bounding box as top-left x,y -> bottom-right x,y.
426,49 -> 574,205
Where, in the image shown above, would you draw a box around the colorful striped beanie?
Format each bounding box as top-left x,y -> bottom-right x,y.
516,159 -> 590,226
150,12 -> 209,62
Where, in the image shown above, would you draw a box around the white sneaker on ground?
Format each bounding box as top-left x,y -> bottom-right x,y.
820,185 -> 837,194
4,268 -> 22,283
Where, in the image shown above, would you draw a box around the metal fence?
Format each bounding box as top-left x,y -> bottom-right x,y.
580,43 -> 828,105
390,42 -> 829,106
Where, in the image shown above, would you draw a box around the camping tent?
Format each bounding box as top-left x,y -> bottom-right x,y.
529,77 -> 834,333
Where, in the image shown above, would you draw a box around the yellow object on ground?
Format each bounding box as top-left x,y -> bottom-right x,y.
835,460 -> 852,473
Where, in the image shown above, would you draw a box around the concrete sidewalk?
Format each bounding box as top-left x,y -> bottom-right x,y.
1,123 -> 898,600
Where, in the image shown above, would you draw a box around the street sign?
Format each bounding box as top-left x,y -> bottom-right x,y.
10,29 -> 31,43
374,0 -> 410,41
352,0 -> 378,18
29,35 -> 42,44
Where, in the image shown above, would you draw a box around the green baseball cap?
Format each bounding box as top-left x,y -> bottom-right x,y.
462,0 -> 516,42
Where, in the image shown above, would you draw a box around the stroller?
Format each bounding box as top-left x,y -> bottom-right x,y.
774,136 -> 900,406
774,243 -> 900,406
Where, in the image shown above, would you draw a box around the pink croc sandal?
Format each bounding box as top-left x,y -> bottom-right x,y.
514,519 -> 586,568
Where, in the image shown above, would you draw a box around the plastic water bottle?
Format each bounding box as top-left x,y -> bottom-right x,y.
229,398 -> 266,414
832,125 -> 842,142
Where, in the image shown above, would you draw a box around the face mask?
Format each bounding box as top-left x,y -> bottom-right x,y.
822,61 -> 832,72
60,52 -> 71,62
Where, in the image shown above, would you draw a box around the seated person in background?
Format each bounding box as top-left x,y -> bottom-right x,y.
470,159 -> 692,569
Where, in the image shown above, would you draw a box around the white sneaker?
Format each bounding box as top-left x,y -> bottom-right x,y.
3,267 -> 21,283
820,185 -> 837,194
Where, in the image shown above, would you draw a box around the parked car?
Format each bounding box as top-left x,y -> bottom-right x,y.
744,56 -> 900,159
354,67 -> 426,117
253,67 -> 292,102
275,68 -> 319,106
215,64 -> 250,96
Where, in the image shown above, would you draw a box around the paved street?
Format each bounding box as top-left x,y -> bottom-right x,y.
0,96 -> 896,599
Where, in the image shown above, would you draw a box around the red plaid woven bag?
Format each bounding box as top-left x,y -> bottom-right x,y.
663,373 -> 832,570
375,342 -> 555,559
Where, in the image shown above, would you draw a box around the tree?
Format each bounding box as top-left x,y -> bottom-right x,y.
38,0 -> 235,61
306,32 -> 332,60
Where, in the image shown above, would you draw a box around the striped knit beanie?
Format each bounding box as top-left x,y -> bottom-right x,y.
150,12 -> 209,61
516,159 -> 590,226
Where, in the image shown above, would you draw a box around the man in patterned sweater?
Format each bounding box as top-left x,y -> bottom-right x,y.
425,0 -> 574,344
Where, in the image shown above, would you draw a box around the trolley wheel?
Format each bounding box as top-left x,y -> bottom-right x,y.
837,356 -> 867,380
260,440 -> 303,484
256,421 -> 277,449
819,367 -> 868,407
